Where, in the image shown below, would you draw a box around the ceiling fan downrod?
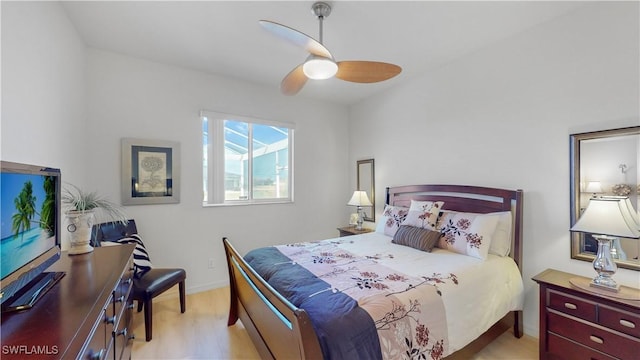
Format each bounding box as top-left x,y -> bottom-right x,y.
311,2 -> 331,45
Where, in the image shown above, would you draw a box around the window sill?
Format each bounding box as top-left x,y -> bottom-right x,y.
202,200 -> 294,207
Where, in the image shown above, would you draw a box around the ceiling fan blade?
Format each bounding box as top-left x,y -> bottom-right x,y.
335,61 -> 402,83
259,20 -> 332,58
281,64 -> 308,95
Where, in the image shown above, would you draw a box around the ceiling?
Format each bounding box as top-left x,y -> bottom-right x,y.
61,1 -> 585,105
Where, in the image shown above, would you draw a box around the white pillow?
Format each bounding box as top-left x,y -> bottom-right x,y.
436,211 -> 500,260
401,200 -> 445,231
488,211 -> 512,257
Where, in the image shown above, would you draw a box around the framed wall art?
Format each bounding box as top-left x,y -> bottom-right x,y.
121,138 -> 180,205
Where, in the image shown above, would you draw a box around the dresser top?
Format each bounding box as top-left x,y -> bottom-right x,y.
533,268 -> 640,311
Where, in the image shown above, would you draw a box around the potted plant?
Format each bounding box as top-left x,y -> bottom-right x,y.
62,184 -> 128,255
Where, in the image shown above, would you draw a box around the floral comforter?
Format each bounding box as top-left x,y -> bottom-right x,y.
244,238 -> 458,360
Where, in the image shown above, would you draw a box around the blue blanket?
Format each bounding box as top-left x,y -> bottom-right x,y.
245,246 -> 383,360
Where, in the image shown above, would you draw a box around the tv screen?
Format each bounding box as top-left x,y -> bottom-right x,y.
1,161 -> 63,311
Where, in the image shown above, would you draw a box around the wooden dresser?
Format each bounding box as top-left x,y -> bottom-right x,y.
1,244 -> 136,360
533,269 -> 640,360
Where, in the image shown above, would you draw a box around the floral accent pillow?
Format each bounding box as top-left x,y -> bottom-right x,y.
401,200 -> 444,231
436,212 -> 500,260
376,205 -> 409,237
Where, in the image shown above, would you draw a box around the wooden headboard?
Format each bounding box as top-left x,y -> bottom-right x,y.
386,184 -> 524,273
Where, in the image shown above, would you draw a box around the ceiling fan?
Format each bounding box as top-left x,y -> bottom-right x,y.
259,2 -> 402,95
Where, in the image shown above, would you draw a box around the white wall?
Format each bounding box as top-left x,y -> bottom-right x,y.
1,1 -> 87,250
2,1 -> 350,294
348,2 -> 639,337
84,49 -> 350,292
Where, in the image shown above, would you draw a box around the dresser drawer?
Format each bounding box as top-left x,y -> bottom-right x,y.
115,260 -> 134,301
599,305 -> 640,339
548,289 -> 596,322
548,311 -> 640,360
80,308 -> 108,360
547,332 -> 616,360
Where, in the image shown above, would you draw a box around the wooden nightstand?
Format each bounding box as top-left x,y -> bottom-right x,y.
337,226 -> 373,237
532,269 -> 640,360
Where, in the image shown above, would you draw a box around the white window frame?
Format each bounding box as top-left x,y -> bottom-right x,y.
202,110 -> 294,206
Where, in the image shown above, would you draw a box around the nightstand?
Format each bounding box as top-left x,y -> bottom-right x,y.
532,269 -> 640,360
337,226 -> 373,237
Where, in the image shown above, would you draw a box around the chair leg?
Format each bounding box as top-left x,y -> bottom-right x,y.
137,300 -> 143,313
144,299 -> 153,341
179,280 -> 186,313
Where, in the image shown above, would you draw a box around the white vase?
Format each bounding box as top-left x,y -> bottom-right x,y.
66,210 -> 95,255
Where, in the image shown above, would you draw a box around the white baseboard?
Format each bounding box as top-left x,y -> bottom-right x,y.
149,280 -> 230,302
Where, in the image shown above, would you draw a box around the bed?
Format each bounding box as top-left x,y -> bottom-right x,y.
223,184 -> 524,359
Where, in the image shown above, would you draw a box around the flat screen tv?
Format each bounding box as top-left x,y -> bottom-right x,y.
1,160 -> 64,312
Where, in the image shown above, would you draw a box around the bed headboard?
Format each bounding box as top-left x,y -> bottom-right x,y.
386,184 -> 524,272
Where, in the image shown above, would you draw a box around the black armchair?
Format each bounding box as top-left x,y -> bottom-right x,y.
91,219 -> 186,341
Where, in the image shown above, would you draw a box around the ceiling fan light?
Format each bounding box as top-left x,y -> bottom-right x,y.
303,57 -> 338,80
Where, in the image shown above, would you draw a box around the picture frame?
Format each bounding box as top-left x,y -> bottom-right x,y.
121,138 -> 180,205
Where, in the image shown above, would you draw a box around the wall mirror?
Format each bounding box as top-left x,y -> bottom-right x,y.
357,159 -> 375,222
570,126 -> 640,271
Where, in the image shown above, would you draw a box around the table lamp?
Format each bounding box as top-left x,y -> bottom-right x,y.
570,197 -> 640,292
347,190 -> 372,230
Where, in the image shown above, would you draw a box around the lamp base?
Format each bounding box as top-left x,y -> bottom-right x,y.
589,280 -> 620,293
591,235 -> 619,293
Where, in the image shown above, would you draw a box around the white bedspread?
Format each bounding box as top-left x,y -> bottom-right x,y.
335,231 -> 524,353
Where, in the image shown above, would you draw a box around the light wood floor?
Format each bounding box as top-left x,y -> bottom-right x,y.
131,287 -> 538,359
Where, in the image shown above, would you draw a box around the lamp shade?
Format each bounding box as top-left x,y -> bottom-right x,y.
347,191 -> 372,207
571,197 -> 640,238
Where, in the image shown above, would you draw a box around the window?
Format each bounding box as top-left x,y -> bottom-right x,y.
202,111 -> 294,205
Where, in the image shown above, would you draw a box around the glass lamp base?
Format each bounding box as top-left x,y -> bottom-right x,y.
591,235 -> 620,293
589,278 -> 621,292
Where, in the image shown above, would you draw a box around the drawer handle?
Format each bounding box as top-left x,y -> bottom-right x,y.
127,303 -> 135,310
114,295 -> 125,304
589,335 -> 604,344
620,319 -> 636,329
104,316 -> 116,325
123,278 -> 132,285
116,328 -> 127,337
564,302 -> 578,310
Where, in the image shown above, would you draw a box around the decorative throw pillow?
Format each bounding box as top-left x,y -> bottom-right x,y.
113,233 -> 153,277
392,225 -> 441,252
437,210 -> 513,257
401,200 -> 445,230
436,212 -> 500,260
377,205 -> 409,237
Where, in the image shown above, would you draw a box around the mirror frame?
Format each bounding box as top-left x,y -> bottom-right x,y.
356,159 -> 375,222
570,126 -> 640,271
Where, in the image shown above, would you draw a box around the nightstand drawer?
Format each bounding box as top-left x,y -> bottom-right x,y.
599,305 -> 640,339
548,311 -> 640,360
547,332 -> 616,360
548,289 -> 596,322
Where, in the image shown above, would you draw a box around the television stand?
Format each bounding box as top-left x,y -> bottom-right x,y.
1,271 -> 65,313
